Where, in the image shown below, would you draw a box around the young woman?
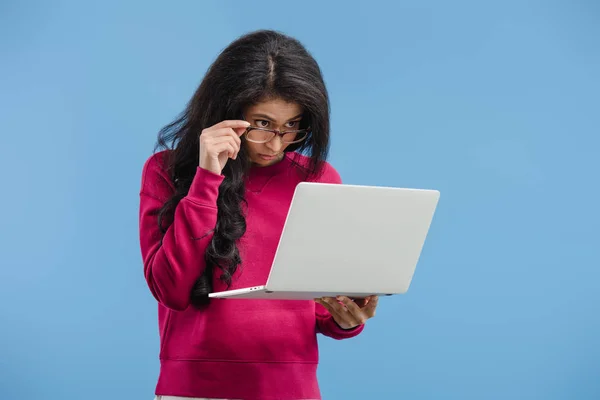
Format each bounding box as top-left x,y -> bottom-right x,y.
138,30 -> 378,400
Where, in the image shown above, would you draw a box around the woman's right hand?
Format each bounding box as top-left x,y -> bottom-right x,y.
198,120 -> 250,175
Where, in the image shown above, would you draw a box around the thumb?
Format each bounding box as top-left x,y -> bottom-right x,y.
365,295 -> 379,310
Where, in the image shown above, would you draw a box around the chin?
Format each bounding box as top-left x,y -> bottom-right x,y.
254,160 -> 275,167
252,154 -> 282,166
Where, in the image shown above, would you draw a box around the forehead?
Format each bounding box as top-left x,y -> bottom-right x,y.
245,98 -> 303,120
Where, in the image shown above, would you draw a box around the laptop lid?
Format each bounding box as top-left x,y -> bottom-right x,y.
263,182 -> 440,295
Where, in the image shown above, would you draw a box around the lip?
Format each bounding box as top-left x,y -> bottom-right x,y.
259,154 -> 278,161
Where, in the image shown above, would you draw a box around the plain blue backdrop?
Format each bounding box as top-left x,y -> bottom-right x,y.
1,1 -> 599,399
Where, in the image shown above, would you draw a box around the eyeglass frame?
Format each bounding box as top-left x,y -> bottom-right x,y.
243,124 -> 312,144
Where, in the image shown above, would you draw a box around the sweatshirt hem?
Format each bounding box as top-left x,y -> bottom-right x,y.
156,358 -> 321,400
161,357 -> 318,364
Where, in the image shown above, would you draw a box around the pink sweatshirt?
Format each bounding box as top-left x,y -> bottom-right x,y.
138,151 -> 364,400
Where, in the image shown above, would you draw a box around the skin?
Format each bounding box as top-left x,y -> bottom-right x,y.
198,97 -> 379,329
316,295 -> 379,330
242,98 -> 303,167
197,97 -> 301,175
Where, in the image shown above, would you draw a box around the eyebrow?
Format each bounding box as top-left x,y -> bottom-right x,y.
250,112 -> 304,122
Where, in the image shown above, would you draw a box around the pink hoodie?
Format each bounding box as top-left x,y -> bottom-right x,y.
138,151 -> 363,400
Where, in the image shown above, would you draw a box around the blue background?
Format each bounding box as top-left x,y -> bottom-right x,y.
1,1 -> 599,399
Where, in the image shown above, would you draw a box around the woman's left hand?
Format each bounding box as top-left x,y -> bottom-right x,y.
316,295 -> 379,330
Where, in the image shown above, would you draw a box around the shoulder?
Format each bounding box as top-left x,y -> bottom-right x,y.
141,149 -> 171,182
140,150 -> 175,201
316,161 -> 342,184
287,152 -> 342,184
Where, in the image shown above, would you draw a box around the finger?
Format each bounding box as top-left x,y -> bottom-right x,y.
212,142 -> 236,159
338,296 -> 364,317
324,297 -> 349,313
322,297 -> 362,326
316,299 -> 351,327
317,298 -> 344,317
208,136 -> 241,158
352,297 -> 368,308
208,135 -> 241,151
363,295 -> 379,317
205,128 -> 243,147
209,120 -> 251,132
201,124 -> 248,150
338,297 -> 369,325
315,299 -> 337,316
213,129 -> 242,158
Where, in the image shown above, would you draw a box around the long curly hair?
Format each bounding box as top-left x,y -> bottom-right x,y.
155,30 -> 331,308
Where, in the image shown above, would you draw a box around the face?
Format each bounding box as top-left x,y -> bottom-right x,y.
242,98 -> 304,167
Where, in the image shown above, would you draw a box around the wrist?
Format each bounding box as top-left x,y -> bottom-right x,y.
198,163 -> 221,176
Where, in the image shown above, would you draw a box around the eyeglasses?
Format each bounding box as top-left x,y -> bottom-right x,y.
244,125 -> 311,144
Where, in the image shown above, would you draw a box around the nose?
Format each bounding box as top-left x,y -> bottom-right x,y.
266,135 -> 284,152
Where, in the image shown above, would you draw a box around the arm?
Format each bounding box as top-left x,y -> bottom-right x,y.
138,154 -> 224,311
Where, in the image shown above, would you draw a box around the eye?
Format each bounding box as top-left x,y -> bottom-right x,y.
255,120 -> 270,128
285,121 -> 300,129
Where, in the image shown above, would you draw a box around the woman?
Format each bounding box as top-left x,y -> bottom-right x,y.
139,30 -> 378,400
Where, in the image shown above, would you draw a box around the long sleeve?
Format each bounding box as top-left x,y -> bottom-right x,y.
315,303 -> 365,339
138,153 -> 224,311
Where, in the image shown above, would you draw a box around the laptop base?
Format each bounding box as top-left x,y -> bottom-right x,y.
209,286 -> 389,300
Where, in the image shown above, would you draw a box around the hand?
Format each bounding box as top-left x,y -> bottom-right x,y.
316,295 -> 379,330
199,120 -> 250,175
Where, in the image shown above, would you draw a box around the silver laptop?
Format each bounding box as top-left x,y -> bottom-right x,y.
209,182 -> 440,300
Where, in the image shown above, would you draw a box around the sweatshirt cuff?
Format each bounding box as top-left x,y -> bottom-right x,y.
326,315 -> 365,339
187,167 -> 225,207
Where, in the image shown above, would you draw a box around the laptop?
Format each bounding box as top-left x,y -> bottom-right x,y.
209,181 -> 440,300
